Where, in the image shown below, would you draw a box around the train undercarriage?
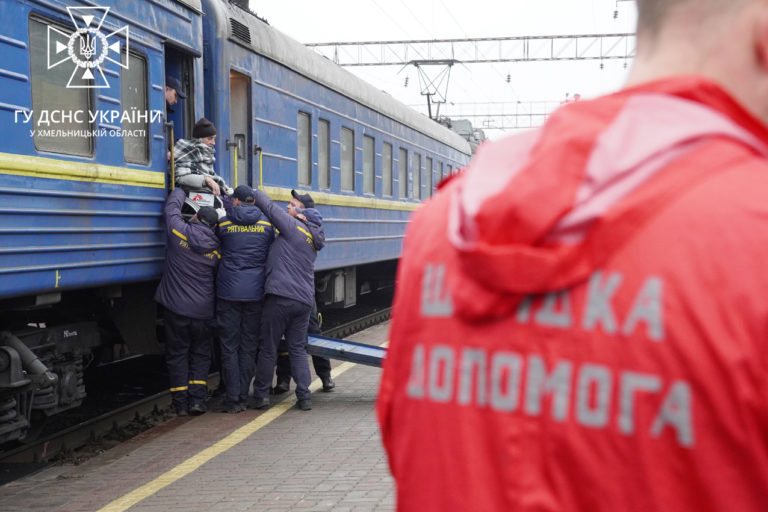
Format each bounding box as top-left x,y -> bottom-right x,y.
0,260 -> 397,447
0,283 -> 158,445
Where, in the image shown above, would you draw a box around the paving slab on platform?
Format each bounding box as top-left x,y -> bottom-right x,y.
0,322 -> 394,512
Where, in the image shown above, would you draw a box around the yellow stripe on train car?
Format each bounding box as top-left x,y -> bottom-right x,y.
262,186 -> 420,212
0,152 -> 165,188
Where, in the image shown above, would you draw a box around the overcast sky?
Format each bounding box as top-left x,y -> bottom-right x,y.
250,1 -> 638,138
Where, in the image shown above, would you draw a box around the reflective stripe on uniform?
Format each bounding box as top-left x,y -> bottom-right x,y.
258,220 -> 272,227
170,385 -> 188,392
172,228 -> 187,241
188,380 -> 207,385
297,225 -> 313,239
219,220 -> 232,227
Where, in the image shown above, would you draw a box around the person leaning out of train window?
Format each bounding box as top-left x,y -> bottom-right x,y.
165,76 -> 185,113
174,118 -> 233,197
165,77 -> 186,161
250,189 -> 325,412
155,188 -> 221,416
214,185 -> 275,414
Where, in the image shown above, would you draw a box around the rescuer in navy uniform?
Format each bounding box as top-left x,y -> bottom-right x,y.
251,189 -> 325,411
155,188 -> 221,416
215,185 -> 275,413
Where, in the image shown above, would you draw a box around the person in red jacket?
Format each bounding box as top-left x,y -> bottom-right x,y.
378,1 -> 768,511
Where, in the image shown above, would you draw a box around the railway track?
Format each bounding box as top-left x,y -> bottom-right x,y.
321,307 -> 392,338
0,370 -> 219,470
0,307 -> 391,479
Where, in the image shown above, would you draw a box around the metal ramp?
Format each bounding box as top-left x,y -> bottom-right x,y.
307,335 -> 386,368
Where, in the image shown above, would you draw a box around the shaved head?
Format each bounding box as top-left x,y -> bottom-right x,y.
627,0 -> 768,127
636,0 -> 687,35
636,0 -> 751,37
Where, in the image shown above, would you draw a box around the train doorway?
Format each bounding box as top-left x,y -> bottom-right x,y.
229,71 -> 251,188
164,46 -> 196,141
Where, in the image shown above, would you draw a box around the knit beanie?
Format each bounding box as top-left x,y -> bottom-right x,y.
193,118 -> 216,138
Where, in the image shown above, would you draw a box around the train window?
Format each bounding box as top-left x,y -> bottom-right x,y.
398,148 -> 408,199
29,17 -> 92,156
412,153 -> 421,200
363,135 -> 375,195
382,142 -> 393,196
424,157 -> 433,199
440,161 -> 445,180
341,127 -> 354,191
121,51 -> 149,164
318,119 -> 330,189
297,112 -> 311,186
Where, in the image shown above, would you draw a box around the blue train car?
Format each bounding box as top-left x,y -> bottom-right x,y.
0,0 -> 204,303
202,0 -> 471,306
0,0 -> 471,444
0,0 -> 205,443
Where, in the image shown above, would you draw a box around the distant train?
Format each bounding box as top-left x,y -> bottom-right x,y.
0,0 -> 471,444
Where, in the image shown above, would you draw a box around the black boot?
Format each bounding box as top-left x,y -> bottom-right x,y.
272,380 -> 290,395
247,397 -> 270,410
321,376 -> 335,392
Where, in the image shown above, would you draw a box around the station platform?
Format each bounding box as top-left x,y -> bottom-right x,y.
0,323 -> 394,512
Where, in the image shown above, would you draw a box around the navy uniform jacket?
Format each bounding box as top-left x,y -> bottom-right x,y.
253,189 -> 325,307
216,203 -> 275,301
154,188 -> 221,319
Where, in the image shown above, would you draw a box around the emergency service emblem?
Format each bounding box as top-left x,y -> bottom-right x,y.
46,6 -> 130,89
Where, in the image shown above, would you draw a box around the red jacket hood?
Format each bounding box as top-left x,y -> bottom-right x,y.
446,77 -> 768,320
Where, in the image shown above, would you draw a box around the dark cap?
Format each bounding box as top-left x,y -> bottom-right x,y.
233,185 -> 255,203
166,76 -> 186,99
291,189 -> 315,209
193,118 -> 216,139
196,206 -> 218,227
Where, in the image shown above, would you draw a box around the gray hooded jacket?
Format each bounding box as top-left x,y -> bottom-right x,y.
252,189 -> 325,306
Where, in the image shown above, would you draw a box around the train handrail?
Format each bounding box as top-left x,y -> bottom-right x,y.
167,122 -> 175,191
256,145 -> 263,190
226,139 -> 239,188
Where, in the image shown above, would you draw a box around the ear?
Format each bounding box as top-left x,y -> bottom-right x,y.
756,10 -> 768,72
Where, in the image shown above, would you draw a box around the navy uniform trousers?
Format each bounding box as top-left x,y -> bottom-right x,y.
164,309 -> 211,411
253,294 -> 312,400
217,298 -> 262,404
276,299 -> 330,382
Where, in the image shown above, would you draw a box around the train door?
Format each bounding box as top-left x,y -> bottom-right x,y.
164,46 -> 195,142
229,71 -> 251,187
